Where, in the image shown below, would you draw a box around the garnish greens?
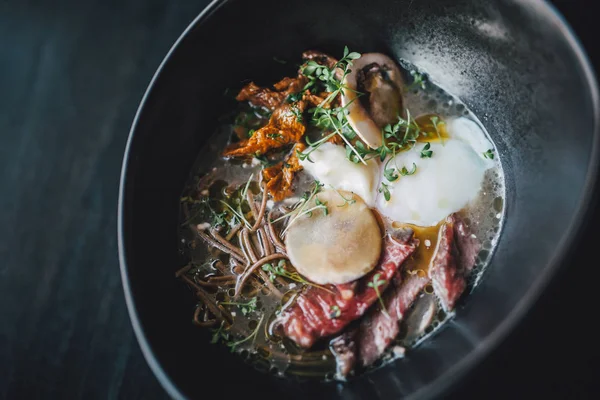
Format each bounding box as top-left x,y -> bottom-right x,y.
211,321 -> 229,344
383,158 -> 399,182
274,181 -> 329,235
298,46 -> 368,165
408,70 -> 427,90
219,200 -> 252,229
224,315 -> 265,352
367,273 -> 389,318
420,142 -> 433,158
262,259 -> 333,292
483,149 -> 495,159
329,305 -> 341,319
183,174 -> 256,230
220,297 -> 258,316
291,105 -> 303,123
330,186 -> 356,207
379,182 -> 391,202
217,173 -> 256,229
286,92 -> 303,103
241,173 -> 254,198
400,162 -> 417,176
180,196 -> 228,229
430,116 -> 445,143
314,196 -> 329,216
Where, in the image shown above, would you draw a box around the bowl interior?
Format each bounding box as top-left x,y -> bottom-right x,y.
119,0 -> 598,398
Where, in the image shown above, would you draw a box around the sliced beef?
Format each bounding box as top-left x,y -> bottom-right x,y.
329,328 -> 358,380
331,214 -> 481,376
429,214 -> 481,312
275,229 -> 417,348
358,274 -> 430,367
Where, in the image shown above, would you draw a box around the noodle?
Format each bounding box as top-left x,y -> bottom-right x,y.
234,253 -> 288,297
251,182 -> 269,232
193,226 -> 246,264
267,209 -> 286,250
210,228 -> 245,259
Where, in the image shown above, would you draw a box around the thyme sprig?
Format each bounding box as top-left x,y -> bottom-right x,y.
330,186 -> 356,207
225,315 -> 264,352
273,181 -> 328,236
299,46 -> 369,165
367,273 -> 389,318
262,259 -> 333,293
220,297 -> 258,316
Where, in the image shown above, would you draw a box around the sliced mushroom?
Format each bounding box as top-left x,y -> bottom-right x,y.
285,190 -> 382,285
341,53 -> 406,149
403,293 -> 437,342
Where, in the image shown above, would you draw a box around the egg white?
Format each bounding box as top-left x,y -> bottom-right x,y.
299,142 -> 380,206
375,117 -> 494,226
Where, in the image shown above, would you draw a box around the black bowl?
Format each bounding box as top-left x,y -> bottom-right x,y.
118,0 -> 599,398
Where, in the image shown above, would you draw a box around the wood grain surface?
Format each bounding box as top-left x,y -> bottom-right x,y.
0,0 -> 597,399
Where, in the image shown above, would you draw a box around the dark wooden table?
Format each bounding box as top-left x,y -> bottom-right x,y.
1,0 -> 598,398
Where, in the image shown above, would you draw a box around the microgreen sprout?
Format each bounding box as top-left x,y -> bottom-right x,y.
367,273 -> 389,318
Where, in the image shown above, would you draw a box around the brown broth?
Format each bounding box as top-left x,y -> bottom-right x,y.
177,57 -> 506,381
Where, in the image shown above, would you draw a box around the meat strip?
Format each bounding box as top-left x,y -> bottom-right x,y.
357,274 -> 430,367
429,214 -> 480,312
329,327 -> 358,380
275,229 -> 417,348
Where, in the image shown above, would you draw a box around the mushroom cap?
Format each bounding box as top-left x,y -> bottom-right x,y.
341,53 -> 406,149
285,189 -> 383,285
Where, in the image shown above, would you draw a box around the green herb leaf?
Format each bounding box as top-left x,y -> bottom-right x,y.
286,92 -> 302,103
329,305 -> 341,319
383,159 -> 399,182
409,70 -> 427,90
400,162 -> 417,176
483,149 -> 495,159
420,142 -> 433,158
379,182 -> 391,202
210,321 -> 229,344
329,185 -> 356,206
261,258 -> 332,292
220,297 -> 258,316
225,315 -> 264,352
367,273 -> 389,317
430,116 -> 445,143
315,196 -> 329,216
